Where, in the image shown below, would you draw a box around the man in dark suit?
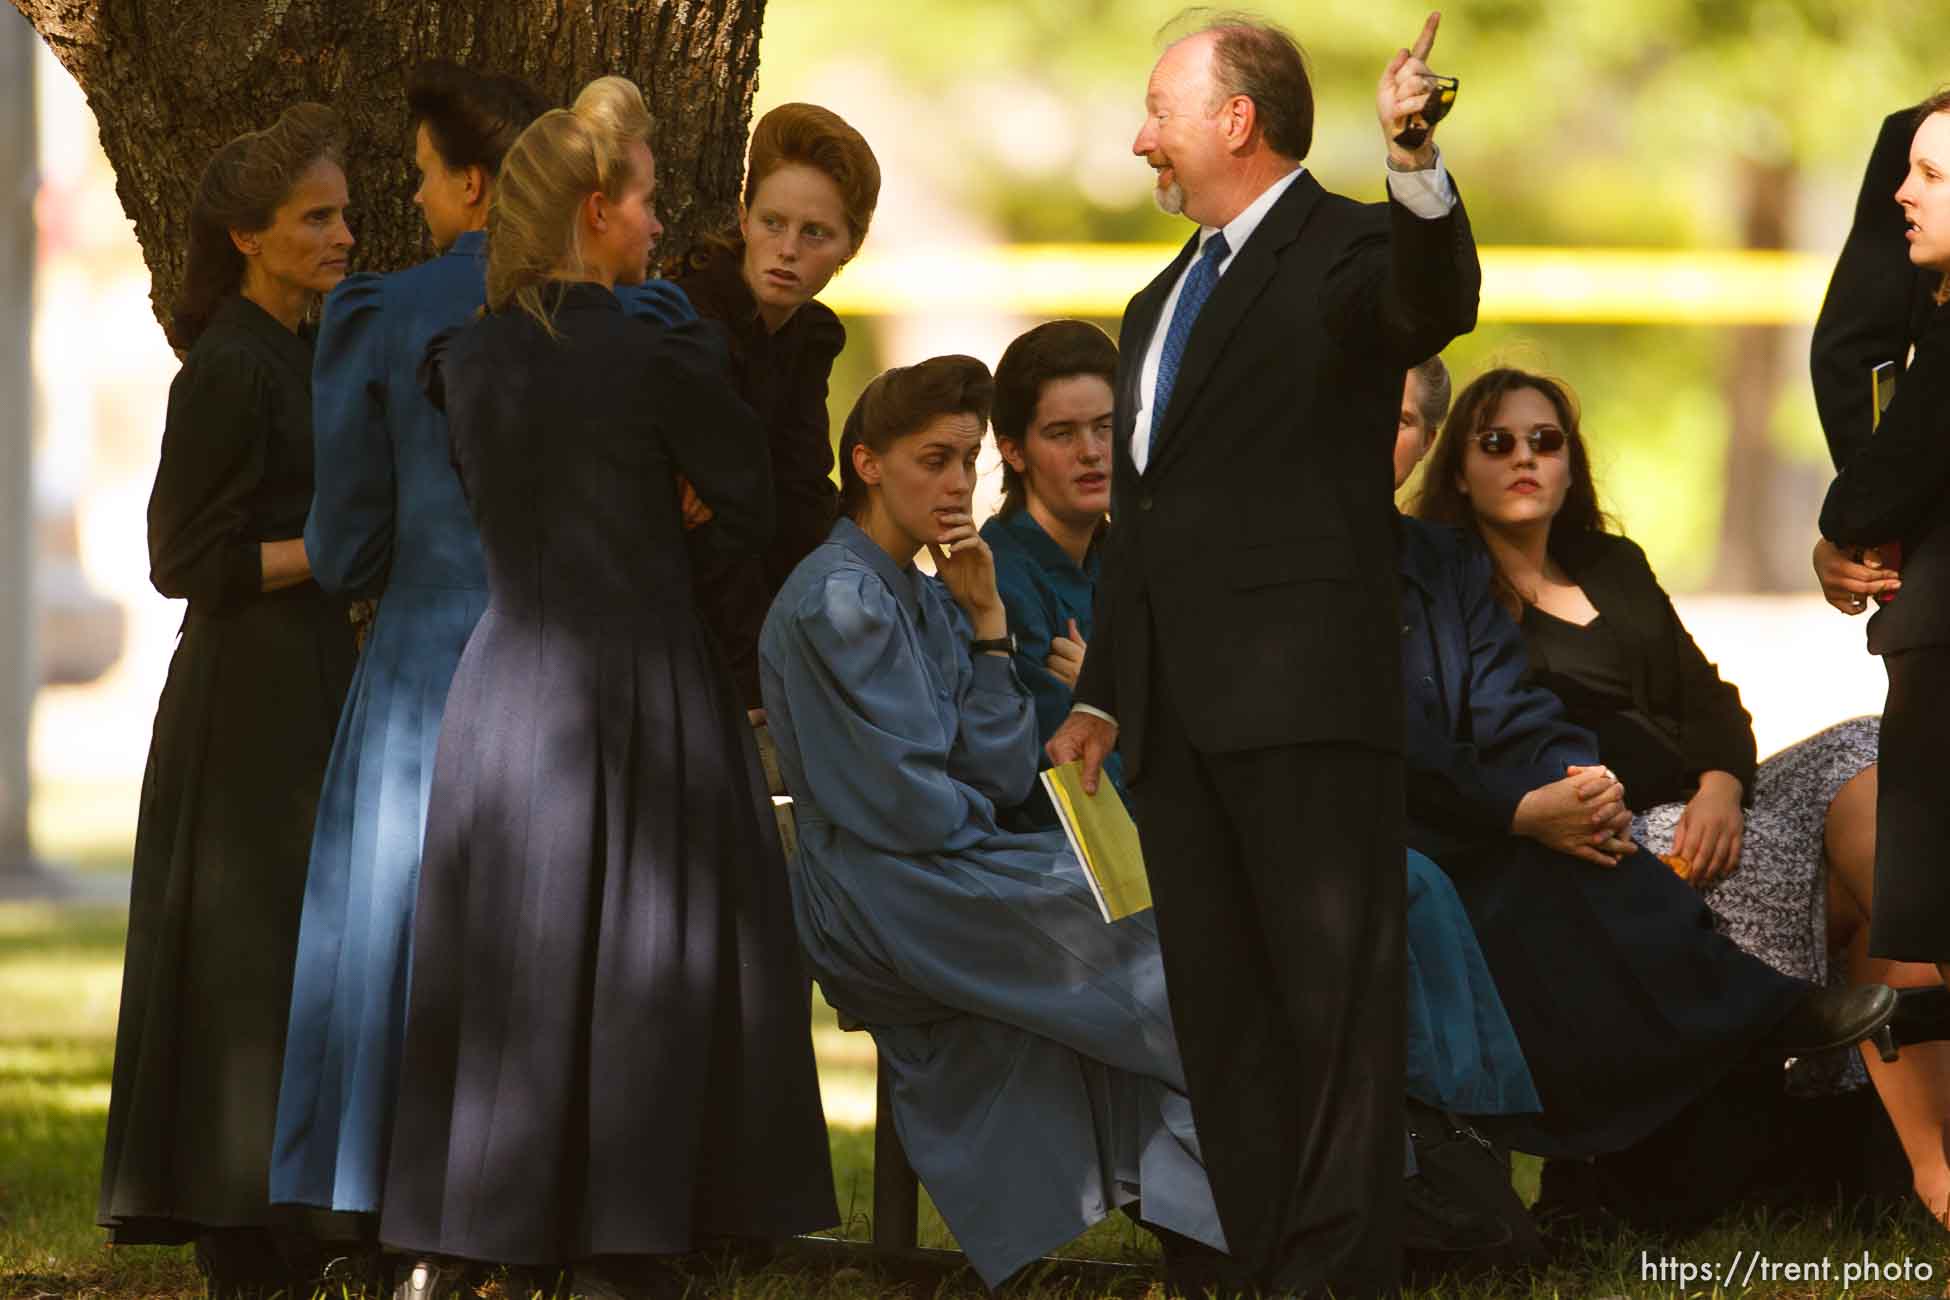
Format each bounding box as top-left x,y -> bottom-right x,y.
1811,104 -> 1939,615
1046,12 -> 1478,1296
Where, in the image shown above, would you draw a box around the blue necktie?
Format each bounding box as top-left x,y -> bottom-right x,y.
1149,230 -> 1230,460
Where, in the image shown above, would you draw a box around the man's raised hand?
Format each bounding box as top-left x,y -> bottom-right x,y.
1379,11 -> 1443,169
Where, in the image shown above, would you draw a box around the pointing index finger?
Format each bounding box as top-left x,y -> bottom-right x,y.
1409,11 -> 1440,62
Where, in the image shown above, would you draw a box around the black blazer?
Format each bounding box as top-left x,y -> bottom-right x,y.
1811,105 -> 1939,470
1397,517 -> 1597,862
1075,170 -> 1479,776
1548,532 -> 1757,803
1820,301 -> 1950,654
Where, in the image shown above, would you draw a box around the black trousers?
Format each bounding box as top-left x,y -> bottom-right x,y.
1137,664 -> 1405,1298
1870,645 -> 1950,960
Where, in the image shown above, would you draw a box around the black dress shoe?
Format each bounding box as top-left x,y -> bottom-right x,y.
1770,983 -> 1898,1059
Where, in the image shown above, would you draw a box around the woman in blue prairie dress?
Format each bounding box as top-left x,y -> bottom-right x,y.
272,66 -> 696,1218
760,357 -> 1225,1287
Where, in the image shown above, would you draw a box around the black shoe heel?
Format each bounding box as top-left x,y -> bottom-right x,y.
1874,1023 -> 1899,1063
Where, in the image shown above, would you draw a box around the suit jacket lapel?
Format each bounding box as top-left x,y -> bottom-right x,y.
1146,171 -> 1327,481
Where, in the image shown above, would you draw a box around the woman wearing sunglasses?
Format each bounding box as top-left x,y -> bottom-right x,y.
1414,365 -> 1950,1229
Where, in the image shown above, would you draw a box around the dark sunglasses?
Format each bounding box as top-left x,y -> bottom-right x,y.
1475,427 -> 1566,457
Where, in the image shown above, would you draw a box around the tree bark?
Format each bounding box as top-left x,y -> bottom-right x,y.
1711,156 -> 1799,592
8,0 -> 765,336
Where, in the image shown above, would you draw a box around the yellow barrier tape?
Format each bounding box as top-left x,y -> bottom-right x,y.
817,244 -> 1834,325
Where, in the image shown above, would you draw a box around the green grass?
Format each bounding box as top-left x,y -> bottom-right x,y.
4,903 -> 1950,1298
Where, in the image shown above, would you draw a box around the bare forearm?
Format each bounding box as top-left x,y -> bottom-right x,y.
259,538 -> 311,591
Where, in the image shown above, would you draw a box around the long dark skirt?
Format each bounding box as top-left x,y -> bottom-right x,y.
1438,840 -> 1806,1159
378,605 -> 836,1266
99,586 -> 354,1243
1870,646 -> 1950,960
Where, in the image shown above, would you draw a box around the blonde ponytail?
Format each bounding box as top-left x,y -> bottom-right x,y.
485,76 -> 656,334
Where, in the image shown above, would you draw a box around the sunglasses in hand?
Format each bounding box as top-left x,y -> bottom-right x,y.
1474,427 -> 1566,457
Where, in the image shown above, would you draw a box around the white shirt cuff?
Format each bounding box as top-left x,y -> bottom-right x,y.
1071,703 -> 1118,728
1384,149 -> 1456,219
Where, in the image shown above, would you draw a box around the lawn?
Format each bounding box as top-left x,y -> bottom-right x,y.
4,902 -> 1949,1299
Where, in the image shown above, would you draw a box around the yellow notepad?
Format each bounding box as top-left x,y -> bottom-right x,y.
1041,760 -> 1152,922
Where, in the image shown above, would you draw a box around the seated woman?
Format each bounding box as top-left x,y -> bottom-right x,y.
759,355 -> 1223,1287
1404,363 -> 1941,1219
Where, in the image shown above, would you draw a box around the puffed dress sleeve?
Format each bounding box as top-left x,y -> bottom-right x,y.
616,278 -> 699,327
304,274 -> 393,595
777,569 -> 1034,855
148,345 -> 272,610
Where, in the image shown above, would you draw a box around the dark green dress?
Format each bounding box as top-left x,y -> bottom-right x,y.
99,294 -> 355,1244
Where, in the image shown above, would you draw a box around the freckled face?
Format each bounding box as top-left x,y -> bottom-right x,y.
1458,386 -> 1573,529
855,412 -> 986,550
739,163 -> 855,323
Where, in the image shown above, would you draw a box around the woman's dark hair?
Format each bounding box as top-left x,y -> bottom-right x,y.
1170,10 -> 1315,161
407,60 -> 547,177
838,355 -> 994,520
991,320 -> 1118,518
1410,366 -> 1615,610
170,103 -> 347,350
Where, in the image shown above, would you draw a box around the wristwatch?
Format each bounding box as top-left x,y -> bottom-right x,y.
969,633 -> 1016,655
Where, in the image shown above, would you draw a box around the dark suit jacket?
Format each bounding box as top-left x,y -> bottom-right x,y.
1076,171 -> 1480,776
1547,533 -> 1757,803
1811,105 -> 1939,470
1820,301 -> 1950,654
1397,517 -> 1596,862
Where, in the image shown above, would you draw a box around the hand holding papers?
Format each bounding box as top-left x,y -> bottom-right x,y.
1042,761 -> 1152,922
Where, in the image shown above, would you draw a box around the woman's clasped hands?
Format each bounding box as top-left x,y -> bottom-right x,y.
1512,763 -> 1636,867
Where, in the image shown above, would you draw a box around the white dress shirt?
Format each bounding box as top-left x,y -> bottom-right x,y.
1072,152 -> 1458,731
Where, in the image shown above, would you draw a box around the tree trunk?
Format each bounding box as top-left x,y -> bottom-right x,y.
8,0 -> 765,336
1711,156 -> 1799,592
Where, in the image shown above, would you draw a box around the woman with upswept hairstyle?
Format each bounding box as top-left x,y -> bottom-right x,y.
376,76 -> 835,1286
674,102 -> 879,724
270,62 -> 562,1240
100,102 -> 358,1299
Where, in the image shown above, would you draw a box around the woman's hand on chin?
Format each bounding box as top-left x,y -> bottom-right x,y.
927,511 -> 1005,638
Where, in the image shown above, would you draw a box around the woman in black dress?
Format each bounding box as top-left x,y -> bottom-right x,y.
99,104 -> 359,1296
675,102 -> 878,795
377,77 -> 836,1287
1416,364 -> 1945,1223
1822,88 -> 1950,1190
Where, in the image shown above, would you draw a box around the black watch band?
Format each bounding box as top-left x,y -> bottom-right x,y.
970,634 -> 1016,655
